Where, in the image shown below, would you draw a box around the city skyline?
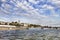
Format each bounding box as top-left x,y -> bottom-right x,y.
0,0 -> 60,26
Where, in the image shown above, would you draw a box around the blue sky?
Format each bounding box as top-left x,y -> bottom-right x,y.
0,0 -> 60,26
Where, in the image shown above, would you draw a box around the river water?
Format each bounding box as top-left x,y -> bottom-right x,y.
0,28 -> 60,40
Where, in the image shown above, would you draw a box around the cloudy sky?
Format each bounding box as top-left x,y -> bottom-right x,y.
0,0 -> 60,26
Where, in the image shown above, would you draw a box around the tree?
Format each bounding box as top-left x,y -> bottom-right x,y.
0,23 -> 1,25
9,21 -> 21,27
5,23 -> 8,25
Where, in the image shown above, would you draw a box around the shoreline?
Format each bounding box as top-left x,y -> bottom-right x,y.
0,27 -> 60,30
0,25 -> 60,30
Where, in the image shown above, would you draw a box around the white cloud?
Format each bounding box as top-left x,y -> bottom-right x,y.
15,1 -> 48,19
40,4 -> 59,17
42,4 -> 54,10
45,9 -> 60,17
51,13 -> 59,17
2,3 -> 12,9
52,0 -> 60,3
48,0 -> 60,7
0,17 -> 10,22
0,8 -> 10,14
29,0 -> 39,4
1,0 -> 6,2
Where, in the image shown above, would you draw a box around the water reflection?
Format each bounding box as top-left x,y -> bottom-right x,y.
0,29 -> 60,40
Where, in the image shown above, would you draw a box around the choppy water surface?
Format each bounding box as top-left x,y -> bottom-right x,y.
0,29 -> 60,40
